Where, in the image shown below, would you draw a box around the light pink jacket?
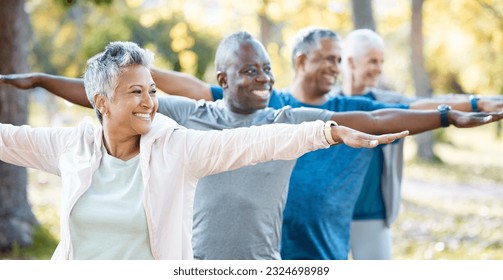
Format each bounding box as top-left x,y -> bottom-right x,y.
0,114 -> 329,259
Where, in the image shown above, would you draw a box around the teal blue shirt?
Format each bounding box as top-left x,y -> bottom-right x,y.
352,147 -> 385,220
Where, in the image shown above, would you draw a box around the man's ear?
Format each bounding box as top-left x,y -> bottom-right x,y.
216,71 -> 228,89
294,54 -> 307,71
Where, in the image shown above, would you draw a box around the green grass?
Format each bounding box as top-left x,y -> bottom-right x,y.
0,224 -> 59,260
393,198 -> 503,260
0,175 -> 61,260
404,123 -> 503,185
394,123 -> 503,259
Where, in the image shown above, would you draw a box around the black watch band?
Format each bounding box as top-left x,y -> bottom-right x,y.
437,104 -> 451,127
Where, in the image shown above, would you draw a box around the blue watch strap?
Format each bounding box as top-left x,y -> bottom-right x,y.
469,95 -> 479,112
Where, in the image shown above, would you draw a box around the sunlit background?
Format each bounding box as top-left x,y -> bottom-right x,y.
25,0 -> 503,94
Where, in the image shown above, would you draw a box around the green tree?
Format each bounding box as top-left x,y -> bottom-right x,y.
28,0 -> 218,83
424,0 -> 503,95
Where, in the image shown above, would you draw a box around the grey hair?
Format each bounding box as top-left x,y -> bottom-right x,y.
214,31 -> 255,72
342,29 -> 384,73
290,27 -> 341,68
83,41 -> 154,123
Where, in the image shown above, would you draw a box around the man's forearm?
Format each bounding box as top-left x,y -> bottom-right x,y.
151,68 -> 214,101
409,99 -> 471,112
369,109 -> 441,134
37,73 -> 91,108
331,109 -> 441,135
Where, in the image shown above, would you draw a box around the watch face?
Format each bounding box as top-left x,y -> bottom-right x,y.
438,104 -> 452,111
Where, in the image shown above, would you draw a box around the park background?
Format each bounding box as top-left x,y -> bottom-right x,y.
0,0 -> 502,259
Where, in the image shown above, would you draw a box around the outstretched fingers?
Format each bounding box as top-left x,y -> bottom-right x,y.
339,126 -> 409,148
370,130 -> 409,146
455,111 -> 503,128
489,111 -> 503,122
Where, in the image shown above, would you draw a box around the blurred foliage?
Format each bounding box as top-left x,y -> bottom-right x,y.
21,0 -> 503,196
24,0 -> 503,94
423,0 -> 503,95
395,123 -> 503,260
55,0 -> 113,6
393,195 -> 503,260
405,123 -> 503,185
27,0 -> 220,83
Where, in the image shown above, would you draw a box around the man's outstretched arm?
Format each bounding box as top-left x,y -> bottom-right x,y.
409,97 -> 503,113
329,108 -> 503,136
0,68 -> 215,108
0,73 -> 91,108
151,68 -> 214,101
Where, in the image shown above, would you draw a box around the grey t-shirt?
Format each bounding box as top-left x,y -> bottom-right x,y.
370,88 -> 414,225
157,95 -> 333,259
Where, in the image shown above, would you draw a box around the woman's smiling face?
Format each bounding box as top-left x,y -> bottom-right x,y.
103,64 -> 158,136
352,46 -> 384,88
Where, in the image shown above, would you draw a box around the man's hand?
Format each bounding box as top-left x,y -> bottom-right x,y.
479,98 -> 503,113
448,110 -> 503,128
0,73 -> 92,107
0,73 -> 39,90
332,126 -> 409,148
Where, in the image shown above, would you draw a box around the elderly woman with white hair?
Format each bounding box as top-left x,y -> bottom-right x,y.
0,41 -> 411,260
338,29 -> 503,260
339,28 -> 414,260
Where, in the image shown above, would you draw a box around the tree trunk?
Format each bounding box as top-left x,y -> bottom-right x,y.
257,0 -> 283,50
411,0 -> 435,161
0,0 -> 37,250
351,0 -> 376,30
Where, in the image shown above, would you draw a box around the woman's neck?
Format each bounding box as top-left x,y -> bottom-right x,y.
102,127 -> 141,161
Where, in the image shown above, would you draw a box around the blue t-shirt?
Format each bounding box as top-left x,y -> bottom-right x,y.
210,86 -> 409,259
351,92 -> 386,220
352,143 -> 385,220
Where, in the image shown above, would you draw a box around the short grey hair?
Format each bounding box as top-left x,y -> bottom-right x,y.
290,27 -> 341,68
83,41 -> 154,123
214,31 -> 255,72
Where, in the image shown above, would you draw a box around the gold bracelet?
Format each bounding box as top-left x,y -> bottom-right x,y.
323,120 -> 339,145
